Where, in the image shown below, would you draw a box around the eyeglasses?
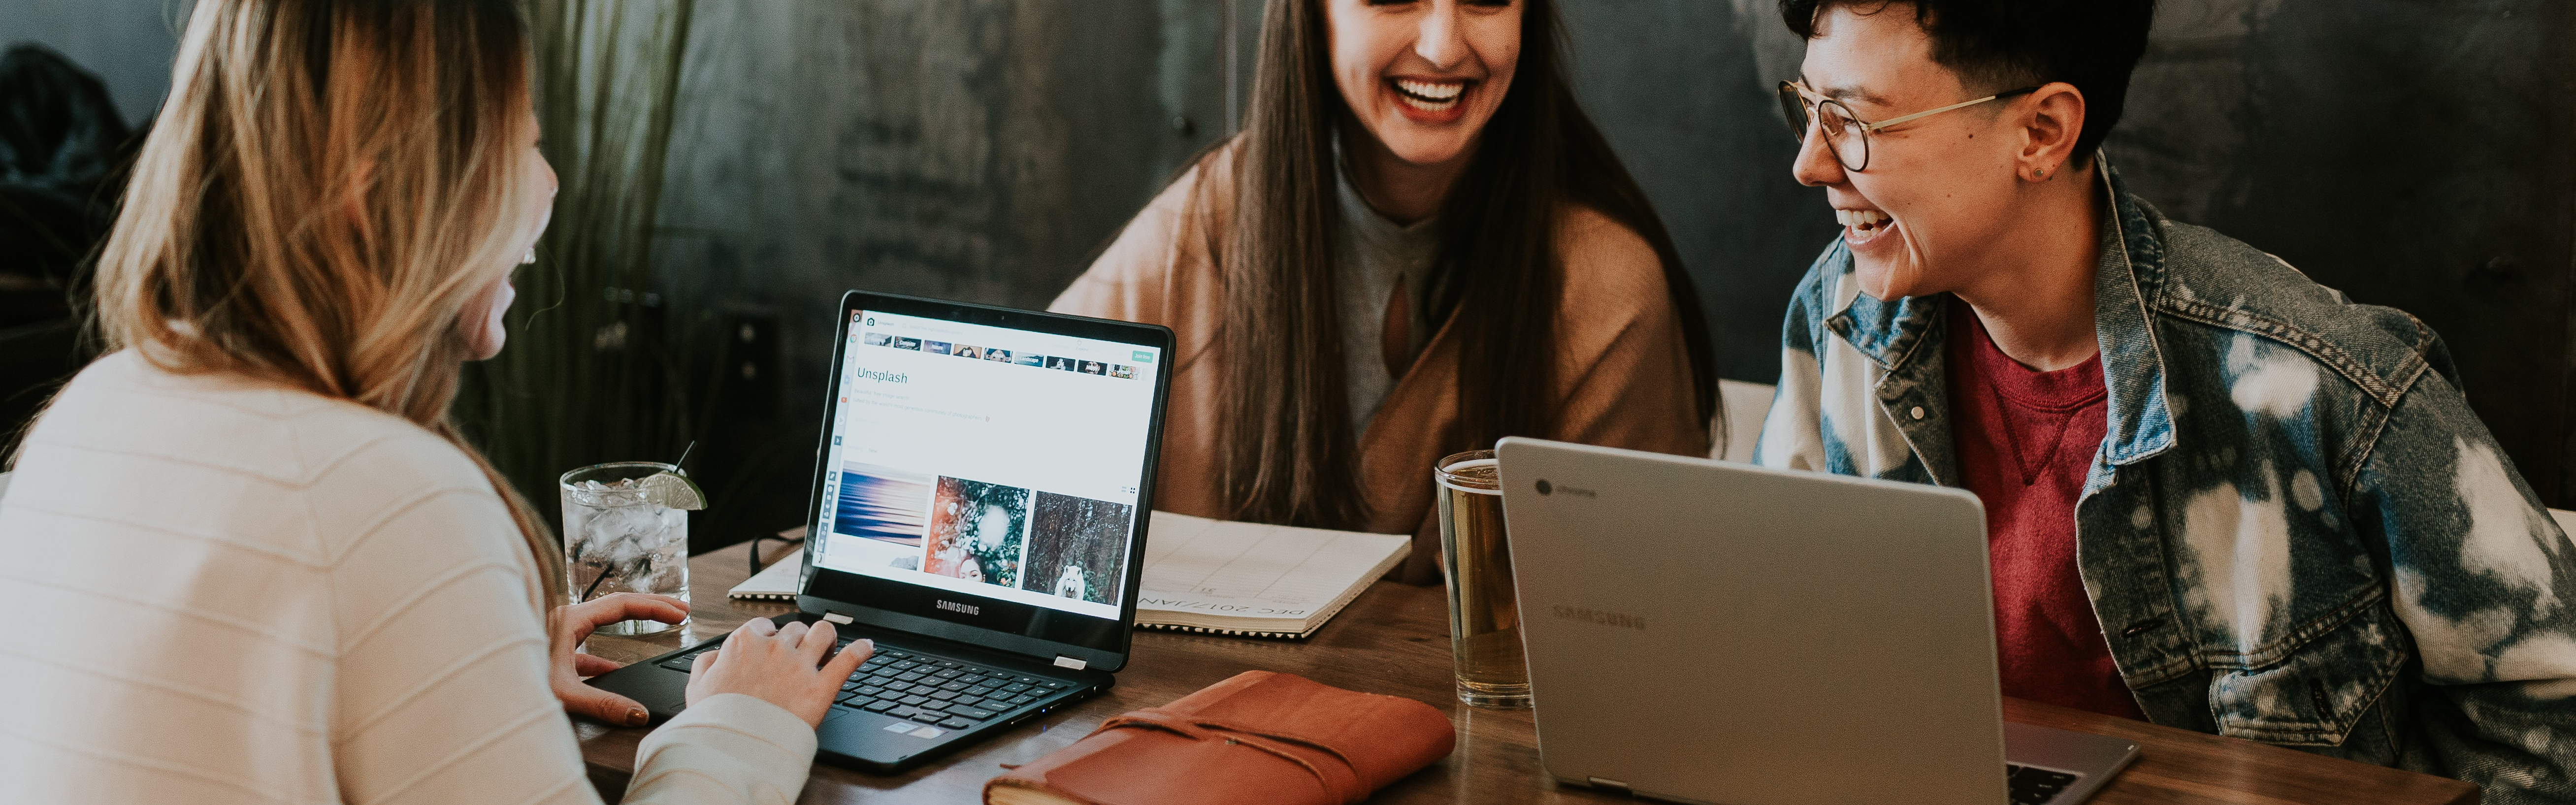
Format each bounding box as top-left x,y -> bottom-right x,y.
1777,80 -> 2039,172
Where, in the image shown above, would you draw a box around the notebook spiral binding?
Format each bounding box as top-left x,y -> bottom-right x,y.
1135,622 -> 1316,640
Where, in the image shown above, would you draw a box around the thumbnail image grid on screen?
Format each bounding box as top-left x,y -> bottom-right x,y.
820,467 -> 1136,616
810,310 -> 1153,620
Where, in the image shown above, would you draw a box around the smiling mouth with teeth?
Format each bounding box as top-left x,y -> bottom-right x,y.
1391,78 -> 1467,112
1835,208 -> 1890,239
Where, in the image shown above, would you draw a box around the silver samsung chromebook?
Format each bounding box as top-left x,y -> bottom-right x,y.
1495,437 -> 2138,805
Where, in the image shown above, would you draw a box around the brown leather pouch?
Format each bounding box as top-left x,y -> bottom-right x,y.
983,670 -> 1456,805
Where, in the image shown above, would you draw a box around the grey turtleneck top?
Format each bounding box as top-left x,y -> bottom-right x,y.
1333,164 -> 1438,435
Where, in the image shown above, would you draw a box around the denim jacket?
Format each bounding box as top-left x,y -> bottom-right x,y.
1754,161 -> 2576,802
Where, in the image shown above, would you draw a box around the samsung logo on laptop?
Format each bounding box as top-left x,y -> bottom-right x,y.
1553,605 -> 1644,631
1532,479 -> 1596,498
936,600 -> 980,616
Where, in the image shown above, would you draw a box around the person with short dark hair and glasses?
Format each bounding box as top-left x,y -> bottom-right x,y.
1752,0 -> 2576,799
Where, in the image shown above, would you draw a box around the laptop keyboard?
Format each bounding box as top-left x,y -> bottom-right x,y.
2006,764 -> 2081,804
655,641 -> 1073,732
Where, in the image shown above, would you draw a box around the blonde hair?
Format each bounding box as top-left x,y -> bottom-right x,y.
94,0 -> 564,603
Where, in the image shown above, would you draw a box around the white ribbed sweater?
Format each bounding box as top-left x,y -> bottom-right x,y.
0,351 -> 815,804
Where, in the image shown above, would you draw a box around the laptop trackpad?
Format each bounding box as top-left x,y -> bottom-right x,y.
819,707 -> 951,764
2002,721 -> 2140,803
589,664 -> 692,722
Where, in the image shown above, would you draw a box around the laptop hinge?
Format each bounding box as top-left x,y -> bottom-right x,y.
821,612 -> 853,625
1586,777 -> 1630,793
1052,655 -> 1088,671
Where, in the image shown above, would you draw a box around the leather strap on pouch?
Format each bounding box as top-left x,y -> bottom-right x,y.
1087,709 -> 1365,804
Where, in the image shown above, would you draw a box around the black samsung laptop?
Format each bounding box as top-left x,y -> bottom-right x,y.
589,290 -> 1175,773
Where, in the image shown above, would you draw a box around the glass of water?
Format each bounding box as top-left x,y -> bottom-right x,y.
1437,450 -> 1529,709
560,461 -> 690,635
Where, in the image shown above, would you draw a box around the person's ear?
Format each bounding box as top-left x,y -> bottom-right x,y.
2017,81 -> 2086,183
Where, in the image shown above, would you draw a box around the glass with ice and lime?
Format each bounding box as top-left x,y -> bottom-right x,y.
559,461 -> 707,635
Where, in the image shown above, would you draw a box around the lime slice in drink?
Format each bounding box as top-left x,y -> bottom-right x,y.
639,471 -> 707,511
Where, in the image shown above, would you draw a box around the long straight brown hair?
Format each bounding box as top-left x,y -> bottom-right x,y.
1216,0 -> 1717,529
90,0 -> 564,603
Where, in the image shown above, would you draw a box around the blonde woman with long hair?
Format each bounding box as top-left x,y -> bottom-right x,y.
0,1 -> 867,802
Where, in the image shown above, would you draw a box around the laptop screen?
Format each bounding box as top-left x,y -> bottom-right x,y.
809,307 -> 1162,626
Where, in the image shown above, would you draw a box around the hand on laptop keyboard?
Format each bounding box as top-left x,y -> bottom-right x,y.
685,618 -> 874,727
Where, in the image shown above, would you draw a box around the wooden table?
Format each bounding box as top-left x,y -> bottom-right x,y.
578,541 -> 2478,805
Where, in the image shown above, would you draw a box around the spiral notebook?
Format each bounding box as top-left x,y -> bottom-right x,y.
1132,512 -> 1411,639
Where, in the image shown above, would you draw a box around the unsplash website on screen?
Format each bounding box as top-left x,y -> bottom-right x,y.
812,310 -> 1160,621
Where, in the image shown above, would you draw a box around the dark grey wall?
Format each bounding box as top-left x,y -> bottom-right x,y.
1558,1 -> 1830,385
651,0 -> 1253,541
2106,0 -> 2576,506
0,0 -> 194,129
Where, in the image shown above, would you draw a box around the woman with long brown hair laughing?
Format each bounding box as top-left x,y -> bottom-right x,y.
1054,0 -> 1716,581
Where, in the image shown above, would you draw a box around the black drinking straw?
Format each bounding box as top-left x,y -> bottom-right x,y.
580,567 -> 615,603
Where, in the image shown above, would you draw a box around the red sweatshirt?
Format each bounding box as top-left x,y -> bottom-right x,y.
1944,298 -> 2146,720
